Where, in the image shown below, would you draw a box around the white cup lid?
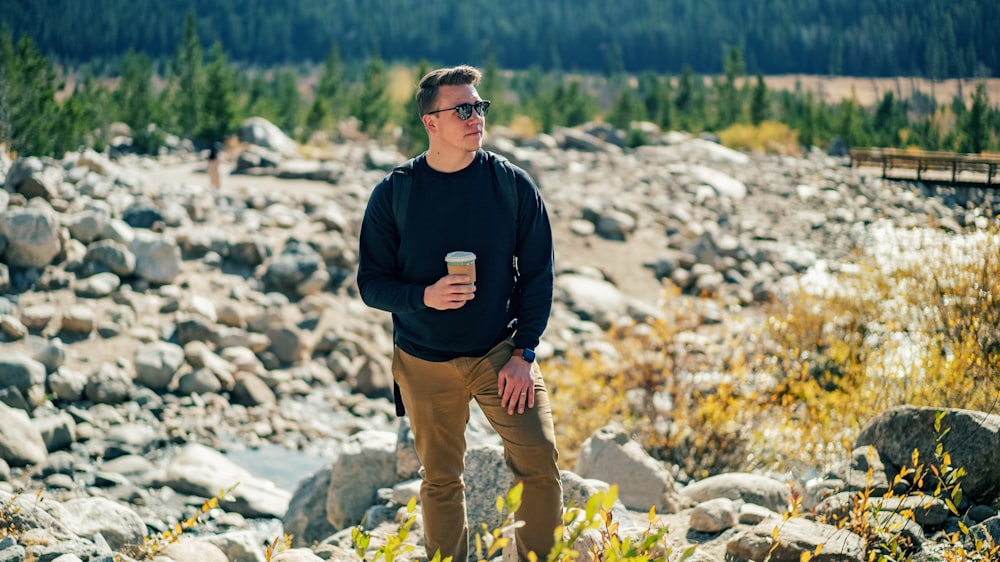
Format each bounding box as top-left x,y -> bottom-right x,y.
445,251 -> 477,263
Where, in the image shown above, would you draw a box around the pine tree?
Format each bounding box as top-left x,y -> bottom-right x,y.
872,92 -> 907,147
73,70 -> 112,151
350,55 -> 391,136
480,53 -> 509,125
274,69 -> 301,134
716,46 -> 745,129
171,12 -> 203,138
0,25 -> 15,150
398,60 -> 430,156
836,96 -> 869,149
199,41 -> 237,143
316,44 -> 345,120
559,81 -> 597,128
750,72 -> 769,126
114,50 -> 156,129
959,82 -> 989,154
0,28 -> 63,156
607,87 -> 647,131
639,71 -> 672,130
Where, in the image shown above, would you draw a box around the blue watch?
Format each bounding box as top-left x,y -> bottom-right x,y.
516,348 -> 536,363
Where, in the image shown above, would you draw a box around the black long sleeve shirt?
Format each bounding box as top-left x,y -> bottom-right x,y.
357,150 -> 554,361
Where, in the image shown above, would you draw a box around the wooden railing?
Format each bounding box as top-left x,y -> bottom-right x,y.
850,147 -> 1000,187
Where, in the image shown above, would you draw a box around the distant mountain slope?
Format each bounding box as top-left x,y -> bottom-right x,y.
2,0 -> 996,77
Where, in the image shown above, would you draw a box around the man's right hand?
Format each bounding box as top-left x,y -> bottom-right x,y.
424,275 -> 476,310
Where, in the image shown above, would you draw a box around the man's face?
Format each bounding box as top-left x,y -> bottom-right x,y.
424,84 -> 485,153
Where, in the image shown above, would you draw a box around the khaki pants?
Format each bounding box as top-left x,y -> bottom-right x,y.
392,338 -> 563,562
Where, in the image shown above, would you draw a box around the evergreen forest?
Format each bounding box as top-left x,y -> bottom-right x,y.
1,7 -> 998,159
3,0 -> 998,78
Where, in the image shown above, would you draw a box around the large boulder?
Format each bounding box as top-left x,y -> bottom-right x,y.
575,423 -> 682,513
0,401 -> 49,467
0,200 -> 62,269
855,406 -> 1000,505
324,430 -> 397,529
238,117 -> 300,157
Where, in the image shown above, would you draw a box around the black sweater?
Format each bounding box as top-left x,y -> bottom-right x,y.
357,150 -> 554,361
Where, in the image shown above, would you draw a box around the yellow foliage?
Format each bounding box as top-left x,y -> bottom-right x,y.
718,121 -> 800,154
506,115 -> 540,139
547,223 -> 1000,479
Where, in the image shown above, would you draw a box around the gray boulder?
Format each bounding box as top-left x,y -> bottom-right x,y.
855,406 -> 1000,505
574,423 -> 682,513
0,201 -> 62,268
128,231 -> 182,284
164,442 -> 292,519
0,401 -> 49,466
325,430 -> 397,529
681,472 -> 792,514
726,517 -> 864,562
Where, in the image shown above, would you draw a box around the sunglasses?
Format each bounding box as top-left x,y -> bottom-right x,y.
426,100 -> 491,120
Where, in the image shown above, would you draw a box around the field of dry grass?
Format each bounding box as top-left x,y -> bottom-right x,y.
757,74 -> 1000,109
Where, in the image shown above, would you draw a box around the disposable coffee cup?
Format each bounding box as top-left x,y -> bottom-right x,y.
445,251 -> 477,284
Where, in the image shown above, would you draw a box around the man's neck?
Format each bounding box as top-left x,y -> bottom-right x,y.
425,147 -> 478,173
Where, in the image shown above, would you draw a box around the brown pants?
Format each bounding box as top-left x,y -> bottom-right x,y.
392,338 -> 563,562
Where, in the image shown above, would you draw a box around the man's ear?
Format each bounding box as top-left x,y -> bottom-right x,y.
422,114 -> 435,132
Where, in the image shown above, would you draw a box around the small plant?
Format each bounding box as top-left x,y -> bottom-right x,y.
132,484 -> 238,560
264,534 -> 294,561
473,482 -> 523,561
548,484 -> 694,562
351,496 -> 422,562
0,489 -> 43,541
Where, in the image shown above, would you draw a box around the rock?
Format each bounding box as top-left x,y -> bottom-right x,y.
133,342 -> 186,391
325,430 -> 397,529
238,117 -> 300,157
284,467 -> 335,547
32,411 -> 76,452
84,240 -> 136,277
163,442 -> 292,518
0,402 -> 49,466
60,304 -> 97,335
199,530 -> 267,562
0,200 -> 62,269
74,272 -> 122,298
4,156 -> 60,200
0,352 -> 47,398
574,423 -> 682,513
84,363 -> 133,404
128,231 -> 182,284
726,517 -> 864,562
65,209 -> 110,244
855,406 -> 1000,505
270,549 -> 326,562
56,497 -> 146,552
689,497 -> 738,533
157,541 -> 229,562
681,473 -> 792,514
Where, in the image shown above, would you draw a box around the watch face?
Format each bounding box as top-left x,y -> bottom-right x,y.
523,348 -> 536,362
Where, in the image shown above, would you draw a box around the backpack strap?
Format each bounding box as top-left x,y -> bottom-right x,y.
390,155 -> 421,234
488,151 -> 519,231
391,151 -> 518,234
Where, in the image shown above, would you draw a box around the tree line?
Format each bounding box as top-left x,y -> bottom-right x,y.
2,0 -> 997,79
1,17 -> 997,160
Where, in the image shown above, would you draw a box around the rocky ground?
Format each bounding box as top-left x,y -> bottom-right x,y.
1,121 -> 999,561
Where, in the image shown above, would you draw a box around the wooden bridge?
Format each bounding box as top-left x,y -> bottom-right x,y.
850,147 -> 1000,187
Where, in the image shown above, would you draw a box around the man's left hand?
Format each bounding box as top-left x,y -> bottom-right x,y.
498,356 -> 534,415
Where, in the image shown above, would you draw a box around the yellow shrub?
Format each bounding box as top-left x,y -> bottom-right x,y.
718,121 -> 800,154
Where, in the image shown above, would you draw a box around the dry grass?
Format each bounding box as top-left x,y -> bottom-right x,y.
757,75 -> 1000,110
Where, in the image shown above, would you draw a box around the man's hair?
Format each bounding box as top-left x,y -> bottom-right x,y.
417,65 -> 482,116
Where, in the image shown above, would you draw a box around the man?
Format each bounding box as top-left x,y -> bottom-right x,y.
357,65 -> 562,562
